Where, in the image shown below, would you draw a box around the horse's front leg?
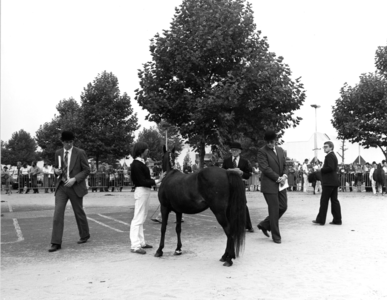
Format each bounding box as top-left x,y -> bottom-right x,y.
155,205 -> 170,258
174,212 -> 183,255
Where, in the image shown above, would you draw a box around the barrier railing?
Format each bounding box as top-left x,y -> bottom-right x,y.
5,173 -> 135,193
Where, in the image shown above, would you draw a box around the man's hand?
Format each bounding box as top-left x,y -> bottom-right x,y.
276,176 -> 286,184
228,168 -> 243,177
64,178 -> 76,187
54,168 -> 62,175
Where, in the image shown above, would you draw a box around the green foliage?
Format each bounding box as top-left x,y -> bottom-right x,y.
81,71 -> 139,164
136,126 -> 183,162
36,72 -> 139,166
135,0 -> 305,167
332,73 -> 387,159
1,130 -> 38,165
36,98 -> 82,162
375,45 -> 387,79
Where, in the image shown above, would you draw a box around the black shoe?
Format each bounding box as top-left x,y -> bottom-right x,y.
273,239 -> 281,244
329,222 -> 342,225
48,244 -> 61,252
77,235 -> 90,244
257,224 -> 270,237
312,220 -> 324,225
247,228 -> 254,233
141,244 -> 153,249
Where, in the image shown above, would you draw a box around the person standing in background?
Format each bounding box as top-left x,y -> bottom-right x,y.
369,162 -> 377,195
30,161 -> 42,194
302,159 -> 309,193
313,141 -> 342,226
20,162 -> 31,194
251,162 -> 260,192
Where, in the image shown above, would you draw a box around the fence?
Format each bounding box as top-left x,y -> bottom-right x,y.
244,171 -> 385,193
3,173 -> 134,193
2,171 -> 385,194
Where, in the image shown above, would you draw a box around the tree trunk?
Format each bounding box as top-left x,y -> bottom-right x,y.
198,141 -> 205,169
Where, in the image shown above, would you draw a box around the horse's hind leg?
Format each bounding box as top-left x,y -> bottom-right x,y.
174,212 -> 183,255
155,205 -> 170,258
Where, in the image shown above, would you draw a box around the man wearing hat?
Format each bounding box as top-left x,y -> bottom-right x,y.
48,131 -> 91,252
222,142 -> 254,232
257,130 -> 288,244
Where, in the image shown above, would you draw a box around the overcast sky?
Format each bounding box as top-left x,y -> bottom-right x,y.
2,0 -> 386,154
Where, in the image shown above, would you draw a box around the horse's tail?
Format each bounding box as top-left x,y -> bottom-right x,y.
226,171 -> 246,258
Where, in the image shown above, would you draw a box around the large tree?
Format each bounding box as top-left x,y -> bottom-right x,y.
136,126 -> 183,162
136,0 -> 305,168
1,130 -> 38,165
332,44 -> 387,159
36,98 -> 83,163
81,71 -> 139,165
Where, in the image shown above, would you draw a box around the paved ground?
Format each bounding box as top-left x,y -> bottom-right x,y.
1,189 -> 387,300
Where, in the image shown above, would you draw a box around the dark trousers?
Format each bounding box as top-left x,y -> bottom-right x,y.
51,183 -> 89,245
316,186 -> 342,225
245,206 -> 252,230
260,190 -> 288,241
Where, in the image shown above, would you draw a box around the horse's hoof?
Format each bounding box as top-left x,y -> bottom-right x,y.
219,257 -> 226,262
222,261 -> 233,267
174,250 -> 182,256
154,251 -> 163,257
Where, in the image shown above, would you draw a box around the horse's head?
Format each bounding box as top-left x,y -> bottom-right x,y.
162,145 -> 176,173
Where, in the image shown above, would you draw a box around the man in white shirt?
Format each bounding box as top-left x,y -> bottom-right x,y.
49,131 -> 91,252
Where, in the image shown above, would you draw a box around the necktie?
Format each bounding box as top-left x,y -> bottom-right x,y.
62,151 -> 69,182
233,156 -> 238,168
273,148 -> 277,156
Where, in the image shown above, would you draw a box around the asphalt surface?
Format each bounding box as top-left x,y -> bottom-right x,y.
1,189 -> 387,300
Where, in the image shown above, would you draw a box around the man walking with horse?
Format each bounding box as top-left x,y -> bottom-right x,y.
257,130 -> 288,244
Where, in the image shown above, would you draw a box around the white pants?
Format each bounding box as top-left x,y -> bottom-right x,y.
130,187 -> 151,250
303,174 -> 308,192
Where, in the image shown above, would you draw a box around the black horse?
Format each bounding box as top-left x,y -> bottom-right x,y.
155,146 -> 246,267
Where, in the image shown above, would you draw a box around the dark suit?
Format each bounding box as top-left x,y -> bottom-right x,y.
222,156 -> 253,230
257,145 -> 288,241
315,152 -> 342,225
51,147 -> 90,245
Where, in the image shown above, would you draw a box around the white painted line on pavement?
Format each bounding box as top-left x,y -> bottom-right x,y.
13,218 -> 24,241
98,214 -> 131,227
1,218 -> 25,244
7,200 -> 13,212
87,216 -> 124,232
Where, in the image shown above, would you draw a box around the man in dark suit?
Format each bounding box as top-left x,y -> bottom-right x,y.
48,131 -> 91,252
222,142 -> 254,232
313,141 -> 342,225
257,130 -> 288,244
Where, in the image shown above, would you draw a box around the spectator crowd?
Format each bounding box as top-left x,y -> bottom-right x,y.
2,158 -> 386,196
